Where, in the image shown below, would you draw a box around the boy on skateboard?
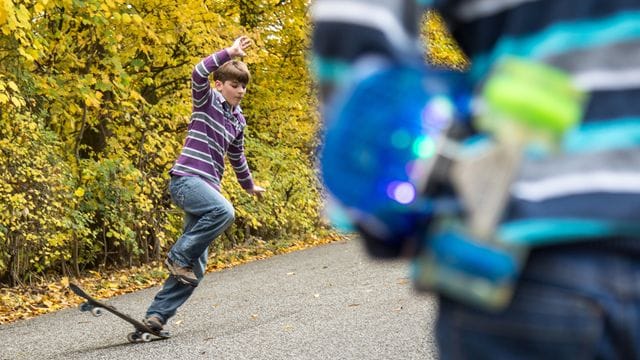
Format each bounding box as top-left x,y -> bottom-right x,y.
143,36 -> 265,331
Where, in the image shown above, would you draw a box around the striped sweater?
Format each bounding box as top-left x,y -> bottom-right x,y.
170,49 -> 255,192
428,0 -> 640,246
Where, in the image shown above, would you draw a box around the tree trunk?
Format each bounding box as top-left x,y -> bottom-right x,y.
72,234 -> 80,278
7,234 -> 19,286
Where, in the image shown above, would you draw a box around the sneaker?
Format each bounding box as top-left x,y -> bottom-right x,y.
143,315 -> 164,332
164,258 -> 198,287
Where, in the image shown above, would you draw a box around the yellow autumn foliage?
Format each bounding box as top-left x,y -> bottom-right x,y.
424,11 -> 469,70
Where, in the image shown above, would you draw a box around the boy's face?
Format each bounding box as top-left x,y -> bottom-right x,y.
215,80 -> 247,108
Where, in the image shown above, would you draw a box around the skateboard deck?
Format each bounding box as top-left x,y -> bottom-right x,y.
450,142 -> 522,240
69,283 -> 170,343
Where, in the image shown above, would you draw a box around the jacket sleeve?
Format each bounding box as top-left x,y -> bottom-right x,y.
227,129 -> 256,191
191,49 -> 231,109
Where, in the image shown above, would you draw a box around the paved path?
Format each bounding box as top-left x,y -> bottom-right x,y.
1,239 -> 439,359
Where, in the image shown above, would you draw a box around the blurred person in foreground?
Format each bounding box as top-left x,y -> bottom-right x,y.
312,0 -> 640,358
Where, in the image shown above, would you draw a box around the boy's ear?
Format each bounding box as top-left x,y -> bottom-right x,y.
214,79 -> 224,90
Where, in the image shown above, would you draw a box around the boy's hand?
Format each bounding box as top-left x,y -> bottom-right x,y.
227,36 -> 252,58
247,185 -> 266,200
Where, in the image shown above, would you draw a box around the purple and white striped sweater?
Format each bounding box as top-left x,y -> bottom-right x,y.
169,49 -> 255,192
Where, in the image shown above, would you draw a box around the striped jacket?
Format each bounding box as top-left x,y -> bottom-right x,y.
429,0 -> 640,246
170,49 -> 255,192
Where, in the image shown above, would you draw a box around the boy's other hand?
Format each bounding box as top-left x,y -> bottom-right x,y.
228,36 -> 252,58
247,185 -> 266,200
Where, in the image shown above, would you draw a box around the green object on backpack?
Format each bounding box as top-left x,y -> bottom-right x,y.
478,57 -> 587,147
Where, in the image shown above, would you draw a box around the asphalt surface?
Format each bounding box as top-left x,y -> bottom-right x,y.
1,239 -> 439,360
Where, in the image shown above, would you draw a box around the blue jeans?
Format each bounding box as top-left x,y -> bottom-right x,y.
436,246 -> 640,359
146,175 -> 235,323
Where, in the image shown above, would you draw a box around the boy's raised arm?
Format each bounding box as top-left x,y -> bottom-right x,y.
191,50 -> 230,108
191,36 -> 252,109
226,36 -> 252,58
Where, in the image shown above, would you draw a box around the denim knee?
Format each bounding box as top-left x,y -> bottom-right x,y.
209,200 -> 234,229
220,203 -> 235,227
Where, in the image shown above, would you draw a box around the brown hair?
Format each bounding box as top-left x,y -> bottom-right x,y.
214,60 -> 251,85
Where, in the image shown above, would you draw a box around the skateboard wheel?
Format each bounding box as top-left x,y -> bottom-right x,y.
79,302 -> 92,312
141,333 -> 152,342
127,332 -> 139,343
91,307 -> 104,317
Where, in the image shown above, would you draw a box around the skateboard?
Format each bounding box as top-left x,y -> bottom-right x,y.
69,283 -> 171,343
